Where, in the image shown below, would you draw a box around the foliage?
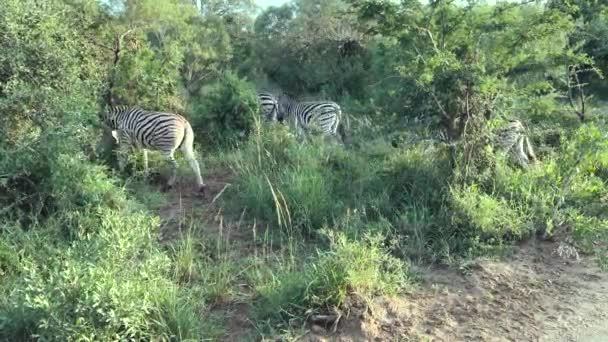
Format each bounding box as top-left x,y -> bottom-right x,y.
253,0 -> 370,99
2,0 -> 608,339
189,71 -> 259,148
0,0 -> 103,224
0,156 -> 207,340
254,231 -> 409,328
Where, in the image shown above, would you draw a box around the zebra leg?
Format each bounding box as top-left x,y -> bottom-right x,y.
330,132 -> 343,145
161,150 -> 178,191
523,136 -> 537,163
515,136 -> 529,167
116,131 -> 130,173
296,122 -> 309,143
180,142 -> 205,193
142,149 -> 149,178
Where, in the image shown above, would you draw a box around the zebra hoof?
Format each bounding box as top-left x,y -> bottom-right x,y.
196,185 -> 206,196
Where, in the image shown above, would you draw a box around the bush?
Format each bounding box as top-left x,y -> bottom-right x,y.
0,155 -> 206,340
189,71 -> 259,148
228,124 -> 342,234
444,122 -> 608,264
254,231 -> 409,328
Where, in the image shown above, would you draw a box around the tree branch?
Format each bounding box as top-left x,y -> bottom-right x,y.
429,90 -> 450,120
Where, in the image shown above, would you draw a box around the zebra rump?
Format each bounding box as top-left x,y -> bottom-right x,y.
496,119 -> 536,167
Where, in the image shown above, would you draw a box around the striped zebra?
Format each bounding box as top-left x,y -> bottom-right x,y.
277,94 -> 344,143
103,106 -> 205,192
257,92 -> 279,122
495,119 -> 537,167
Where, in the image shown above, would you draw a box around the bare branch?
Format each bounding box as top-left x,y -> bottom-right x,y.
368,75 -> 402,88
429,90 -> 450,120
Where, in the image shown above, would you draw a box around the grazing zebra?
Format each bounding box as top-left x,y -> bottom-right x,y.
257,92 -> 279,122
103,106 -> 205,192
277,94 -> 344,143
495,119 -> 537,167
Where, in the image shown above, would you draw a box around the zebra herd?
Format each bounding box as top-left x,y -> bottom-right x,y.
102,91 -> 344,193
102,92 -> 535,193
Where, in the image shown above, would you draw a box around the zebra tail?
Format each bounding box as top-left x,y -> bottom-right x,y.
180,120 -> 196,151
337,110 -> 349,145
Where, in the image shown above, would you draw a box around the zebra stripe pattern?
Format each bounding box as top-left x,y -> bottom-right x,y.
496,119 -> 537,167
103,106 -> 205,191
257,92 -> 279,122
277,94 -> 343,142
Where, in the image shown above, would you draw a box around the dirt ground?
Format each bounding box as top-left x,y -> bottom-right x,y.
153,173 -> 608,342
302,240 -> 608,342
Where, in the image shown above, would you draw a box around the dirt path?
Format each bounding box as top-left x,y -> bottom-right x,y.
152,172 -> 608,342
152,171 -> 258,341
305,240 -> 608,342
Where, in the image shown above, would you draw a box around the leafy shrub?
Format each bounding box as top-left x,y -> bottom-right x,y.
189,71 -> 259,148
0,155 -> 206,340
445,122 -> 608,263
450,184 -> 532,240
254,231 -> 409,327
228,124 -> 340,233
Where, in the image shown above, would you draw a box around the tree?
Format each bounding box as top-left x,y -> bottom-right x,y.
253,0 -> 370,99
351,0 -> 596,134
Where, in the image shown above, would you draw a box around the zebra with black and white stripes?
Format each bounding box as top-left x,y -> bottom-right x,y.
277,94 -> 344,143
257,92 -> 279,122
495,119 -> 537,167
103,106 -> 205,192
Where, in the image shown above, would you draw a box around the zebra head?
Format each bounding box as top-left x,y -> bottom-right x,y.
102,105 -> 128,129
277,93 -> 294,122
257,92 -> 279,122
267,98 -> 279,122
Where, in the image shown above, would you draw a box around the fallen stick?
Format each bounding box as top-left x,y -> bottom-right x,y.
210,183 -> 232,205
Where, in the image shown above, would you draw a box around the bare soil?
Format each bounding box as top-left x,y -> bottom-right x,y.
303,240 -> 608,342
153,171 -> 608,342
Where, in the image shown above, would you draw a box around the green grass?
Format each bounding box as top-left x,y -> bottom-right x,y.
2,109 -> 607,340
253,231 -> 410,333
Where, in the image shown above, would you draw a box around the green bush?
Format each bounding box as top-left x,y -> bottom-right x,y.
0,156 -> 206,340
450,184 -> 532,240
254,231 -> 409,327
444,122 -> 608,263
189,71 -> 259,148
229,124 -> 340,234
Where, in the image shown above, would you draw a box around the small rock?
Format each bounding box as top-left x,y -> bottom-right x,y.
310,324 -> 326,334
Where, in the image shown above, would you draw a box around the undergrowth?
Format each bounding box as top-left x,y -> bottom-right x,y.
0,153 -> 218,340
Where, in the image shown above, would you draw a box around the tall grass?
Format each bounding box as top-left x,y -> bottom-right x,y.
253,231 -> 410,333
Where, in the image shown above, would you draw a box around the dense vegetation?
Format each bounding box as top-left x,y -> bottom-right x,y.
1,0 -> 607,339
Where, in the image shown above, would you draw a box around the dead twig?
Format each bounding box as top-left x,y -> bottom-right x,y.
210,183 -> 232,205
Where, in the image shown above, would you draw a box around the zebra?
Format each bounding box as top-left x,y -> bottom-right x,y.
277,94 -> 345,143
495,119 -> 537,167
257,92 -> 279,122
102,106 -> 205,192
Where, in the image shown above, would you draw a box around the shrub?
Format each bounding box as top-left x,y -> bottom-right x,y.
228,124 -> 341,234
450,184 -> 532,241
0,155 -> 206,340
254,231 -> 409,327
189,71 -> 259,148
446,122 -> 608,263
